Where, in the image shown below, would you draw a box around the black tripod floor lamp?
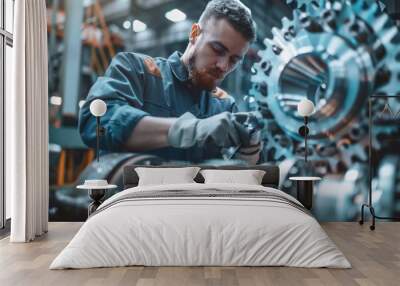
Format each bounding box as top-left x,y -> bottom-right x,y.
77,99 -> 117,216
89,99 -> 107,162
359,95 -> 400,230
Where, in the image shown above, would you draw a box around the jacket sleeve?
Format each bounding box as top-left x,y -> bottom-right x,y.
78,52 -> 150,151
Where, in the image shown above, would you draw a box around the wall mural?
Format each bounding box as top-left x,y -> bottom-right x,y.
48,0 -> 400,222
250,0 -> 400,220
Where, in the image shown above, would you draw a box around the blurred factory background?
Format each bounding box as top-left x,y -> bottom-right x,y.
47,0 -> 400,222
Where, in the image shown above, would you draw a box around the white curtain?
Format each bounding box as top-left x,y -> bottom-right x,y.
7,0 -> 49,242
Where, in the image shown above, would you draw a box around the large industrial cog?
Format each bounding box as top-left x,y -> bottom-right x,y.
250,0 -> 400,174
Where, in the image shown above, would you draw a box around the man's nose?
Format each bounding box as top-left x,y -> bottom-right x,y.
216,57 -> 230,73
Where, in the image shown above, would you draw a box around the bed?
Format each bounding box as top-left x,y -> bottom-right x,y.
50,164 -> 351,269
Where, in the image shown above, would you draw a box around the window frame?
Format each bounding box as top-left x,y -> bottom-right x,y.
0,0 -> 14,231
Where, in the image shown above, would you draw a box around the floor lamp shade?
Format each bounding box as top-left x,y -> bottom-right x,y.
90,99 -> 107,117
297,98 -> 315,117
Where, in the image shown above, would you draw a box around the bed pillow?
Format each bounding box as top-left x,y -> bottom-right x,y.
135,167 -> 200,186
200,169 -> 266,185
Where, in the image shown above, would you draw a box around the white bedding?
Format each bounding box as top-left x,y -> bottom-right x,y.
50,183 -> 351,269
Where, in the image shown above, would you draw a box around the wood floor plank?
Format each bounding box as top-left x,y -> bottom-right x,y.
0,222 -> 399,286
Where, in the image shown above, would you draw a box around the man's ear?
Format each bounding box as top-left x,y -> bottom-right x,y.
189,23 -> 201,44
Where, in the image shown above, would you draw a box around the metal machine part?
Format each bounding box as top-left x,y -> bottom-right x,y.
50,151 -> 260,222
250,0 -> 400,169
77,153 -> 164,189
50,153 -> 164,221
221,112 -> 264,160
370,155 -> 400,217
249,0 -> 400,219
312,155 -> 400,221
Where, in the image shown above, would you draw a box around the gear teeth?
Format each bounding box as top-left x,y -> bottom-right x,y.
372,13 -> 389,34
272,27 -> 287,43
308,2 -> 319,15
281,17 -> 291,28
324,0 -> 332,10
260,40 -> 279,60
351,0 -> 367,13
380,26 -> 398,45
358,2 -> 379,24
263,38 -> 274,49
365,1 -> 378,16
292,10 -> 302,27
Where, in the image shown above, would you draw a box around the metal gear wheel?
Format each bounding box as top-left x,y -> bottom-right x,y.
250,0 -> 400,174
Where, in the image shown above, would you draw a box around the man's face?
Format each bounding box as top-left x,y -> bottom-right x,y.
188,18 -> 250,91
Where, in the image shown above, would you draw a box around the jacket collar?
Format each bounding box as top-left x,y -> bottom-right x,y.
168,51 -> 190,82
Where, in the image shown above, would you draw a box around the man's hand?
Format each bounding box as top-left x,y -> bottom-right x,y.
167,112 -> 251,149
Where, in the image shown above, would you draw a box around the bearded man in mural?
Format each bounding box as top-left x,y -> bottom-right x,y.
79,0 -> 262,164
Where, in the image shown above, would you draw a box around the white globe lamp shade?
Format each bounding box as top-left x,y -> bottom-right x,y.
297,98 -> 315,117
90,99 -> 107,117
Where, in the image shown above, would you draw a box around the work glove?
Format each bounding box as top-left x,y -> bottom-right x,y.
231,112 -> 262,146
220,112 -> 263,161
168,112 -> 251,149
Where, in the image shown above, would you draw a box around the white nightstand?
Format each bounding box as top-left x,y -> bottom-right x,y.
77,180 -> 117,216
289,176 -> 321,210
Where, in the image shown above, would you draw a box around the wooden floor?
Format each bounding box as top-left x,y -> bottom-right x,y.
0,222 -> 399,286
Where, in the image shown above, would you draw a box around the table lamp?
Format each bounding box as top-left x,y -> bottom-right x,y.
297,98 -> 315,164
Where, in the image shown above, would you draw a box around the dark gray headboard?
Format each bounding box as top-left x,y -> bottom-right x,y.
123,164 -> 280,189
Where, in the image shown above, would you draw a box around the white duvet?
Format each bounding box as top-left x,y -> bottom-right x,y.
50,183 -> 351,269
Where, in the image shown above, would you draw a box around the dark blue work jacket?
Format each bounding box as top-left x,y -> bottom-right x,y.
78,51 -> 237,162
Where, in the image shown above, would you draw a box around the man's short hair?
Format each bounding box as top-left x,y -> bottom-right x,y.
199,0 -> 256,42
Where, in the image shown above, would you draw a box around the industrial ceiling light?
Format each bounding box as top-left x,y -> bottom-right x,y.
133,19 -> 147,32
123,20 -> 131,30
50,96 -> 62,106
165,8 -> 186,23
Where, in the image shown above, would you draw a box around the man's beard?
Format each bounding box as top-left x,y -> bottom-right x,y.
188,52 -> 221,91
